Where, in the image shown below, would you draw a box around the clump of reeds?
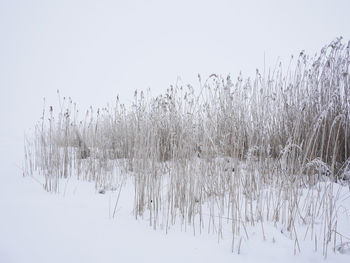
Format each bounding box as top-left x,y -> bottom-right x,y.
24,38 -> 350,257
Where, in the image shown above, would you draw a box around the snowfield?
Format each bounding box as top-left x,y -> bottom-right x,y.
1,141 -> 350,263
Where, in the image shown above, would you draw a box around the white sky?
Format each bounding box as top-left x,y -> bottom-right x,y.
1,0 -> 350,143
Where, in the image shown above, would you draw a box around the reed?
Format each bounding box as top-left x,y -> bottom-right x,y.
24,38 -> 350,256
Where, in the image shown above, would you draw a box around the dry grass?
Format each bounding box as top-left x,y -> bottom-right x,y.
24,38 -> 350,256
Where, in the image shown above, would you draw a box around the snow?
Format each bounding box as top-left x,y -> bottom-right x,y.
1,140 -> 350,263
0,171 -> 235,263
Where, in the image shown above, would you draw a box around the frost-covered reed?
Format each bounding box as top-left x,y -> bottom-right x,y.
24,38 -> 350,256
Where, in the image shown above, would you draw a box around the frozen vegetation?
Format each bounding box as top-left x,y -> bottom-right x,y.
23,38 -> 350,259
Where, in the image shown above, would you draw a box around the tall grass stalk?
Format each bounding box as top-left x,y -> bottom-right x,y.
24,38 -> 350,256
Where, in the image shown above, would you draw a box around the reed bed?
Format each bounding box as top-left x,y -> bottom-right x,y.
24,38 -> 350,256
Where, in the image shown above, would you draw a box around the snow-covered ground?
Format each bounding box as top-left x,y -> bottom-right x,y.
1,139 -> 350,263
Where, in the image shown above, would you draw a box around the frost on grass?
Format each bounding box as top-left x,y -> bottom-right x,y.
24,38 -> 350,257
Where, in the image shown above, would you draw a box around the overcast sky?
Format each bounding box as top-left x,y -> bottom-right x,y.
1,0 -> 350,143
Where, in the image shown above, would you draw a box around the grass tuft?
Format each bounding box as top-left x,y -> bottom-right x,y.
24,38 -> 350,256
